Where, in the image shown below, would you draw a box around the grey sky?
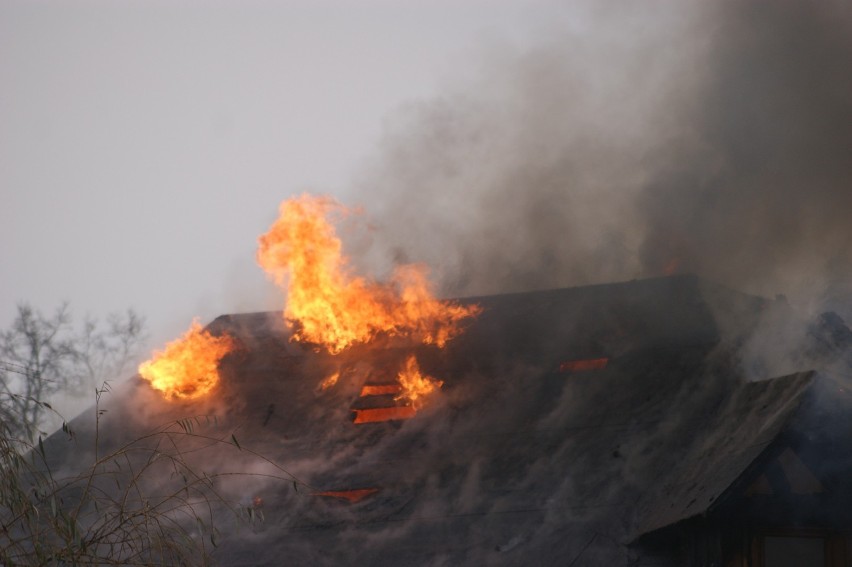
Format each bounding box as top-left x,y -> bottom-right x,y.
7,0 -> 849,377
1,0 -> 554,348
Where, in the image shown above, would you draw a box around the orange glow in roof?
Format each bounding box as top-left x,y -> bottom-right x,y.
395,354 -> 442,409
664,258 -> 680,276
320,371 -> 340,390
313,488 -> 379,503
352,406 -> 416,424
359,383 -> 402,397
559,357 -> 609,373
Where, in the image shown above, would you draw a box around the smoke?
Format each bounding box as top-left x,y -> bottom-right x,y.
354,0 -> 852,316
28,2 -> 852,563
639,0 -> 852,307
337,4 -> 852,556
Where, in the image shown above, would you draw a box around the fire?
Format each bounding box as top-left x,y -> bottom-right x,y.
256,194 -> 481,354
138,320 -> 235,400
360,383 -> 402,397
395,354 -> 442,409
313,488 -> 379,503
320,371 -> 340,390
352,406 -> 416,424
349,357 -> 440,424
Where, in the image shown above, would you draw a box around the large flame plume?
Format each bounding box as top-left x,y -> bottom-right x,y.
138,321 -> 235,400
257,193 -> 481,354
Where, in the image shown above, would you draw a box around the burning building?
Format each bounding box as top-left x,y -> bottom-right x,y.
32,274 -> 852,566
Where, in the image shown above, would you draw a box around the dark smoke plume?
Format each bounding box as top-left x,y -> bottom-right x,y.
354,0 -> 852,315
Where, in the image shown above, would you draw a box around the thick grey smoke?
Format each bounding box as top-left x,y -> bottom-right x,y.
354,0 -> 852,315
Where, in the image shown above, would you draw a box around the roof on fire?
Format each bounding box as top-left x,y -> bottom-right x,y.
41,275 -> 852,565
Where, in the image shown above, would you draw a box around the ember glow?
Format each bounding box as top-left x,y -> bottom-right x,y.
353,406 -> 417,424
395,354 -> 442,409
313,488 -> 379,503
559,357 -> 609,373
320,371 -> 340,391
664,258 -> 680,276
138,321 -> 235,400
360,383 -> 402,397
256,194 -> 481,354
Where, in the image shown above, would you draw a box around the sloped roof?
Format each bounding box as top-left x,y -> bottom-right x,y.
39,275 -> 849,565
631,370 -> 815,539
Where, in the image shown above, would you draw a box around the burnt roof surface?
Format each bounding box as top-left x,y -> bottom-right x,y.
631,370 -> 815,539
37,275 -> 852,565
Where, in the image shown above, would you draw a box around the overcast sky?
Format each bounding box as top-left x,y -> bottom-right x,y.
7,0 -> 850,374
1,0 -> 563,348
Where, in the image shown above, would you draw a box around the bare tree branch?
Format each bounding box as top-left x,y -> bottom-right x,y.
0,303 -> 147,441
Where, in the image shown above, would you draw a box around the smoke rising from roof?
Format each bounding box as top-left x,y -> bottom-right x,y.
26,2 -> 852,563
354,0 -> 852,315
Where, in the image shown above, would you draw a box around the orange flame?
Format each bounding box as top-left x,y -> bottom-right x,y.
395,354 -> 442,409
138,321 -> 235,400
256,194 -> 480,354
320,371 -> 340,391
